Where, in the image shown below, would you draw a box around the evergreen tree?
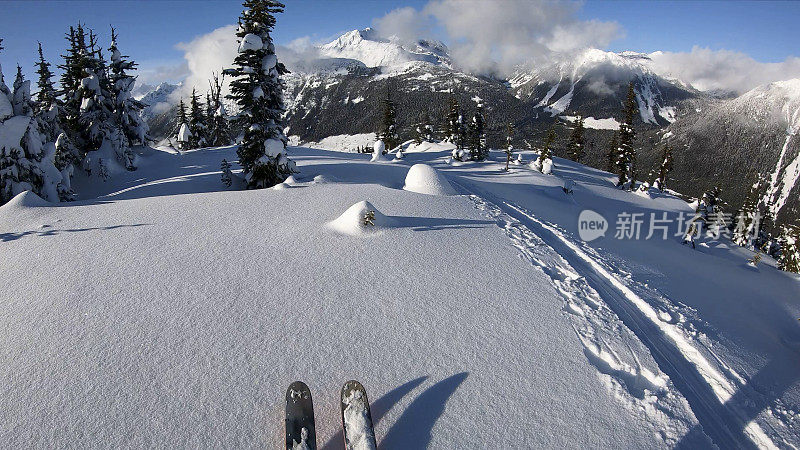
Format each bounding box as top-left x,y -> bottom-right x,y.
177,98 -> 187,126
175,98 -> 190,149
413,112 -> 426,144
187,87 -> 206,149
108,27 -> 148,145
616,82 -> 638,189
74,25 -> 137,173
445,94 -> 461,145
468,99 -> 487,161
226,0 -> 294,188
34,42 -> 58,113
504,122 -> 514,171
423,114 -> 435,142
378,85 -> 398,151
565,115 -> 584,162
777,222 -> 800,273
605,131 -> 618,173
653,143 -> 673,191
58,25 -> 87,146
535,126 -> 556,174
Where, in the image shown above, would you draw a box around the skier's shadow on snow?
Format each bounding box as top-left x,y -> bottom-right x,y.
674,356 -> 799,449
321,372 -> 469,450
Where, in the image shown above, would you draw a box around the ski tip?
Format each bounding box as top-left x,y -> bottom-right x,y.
341,380 -> 368,399
342,379 -> 365,390
287,381 -> 312,402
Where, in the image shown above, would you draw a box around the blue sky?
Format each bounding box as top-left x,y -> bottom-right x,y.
1,1 -> 798,86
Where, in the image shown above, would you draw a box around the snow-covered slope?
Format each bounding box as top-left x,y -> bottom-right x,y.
1,143 -> 798,447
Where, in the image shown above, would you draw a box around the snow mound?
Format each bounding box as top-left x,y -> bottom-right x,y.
312,174 -> 336,184
403,164 -> 457,196
0,190 -> 50,210
328,200 -> 393,236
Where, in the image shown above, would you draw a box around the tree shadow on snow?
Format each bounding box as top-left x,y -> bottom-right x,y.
320,376 -> 428,450
390,216 -> 494,232
0,223 -> 149,242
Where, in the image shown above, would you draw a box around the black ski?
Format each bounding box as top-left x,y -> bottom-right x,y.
285,381 -> 316,450
340,380 -> 377,450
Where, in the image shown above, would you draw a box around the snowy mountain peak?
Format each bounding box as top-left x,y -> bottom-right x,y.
318,28 -> 449,69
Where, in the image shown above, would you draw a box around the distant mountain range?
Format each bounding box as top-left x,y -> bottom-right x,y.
139,28 -> 800,227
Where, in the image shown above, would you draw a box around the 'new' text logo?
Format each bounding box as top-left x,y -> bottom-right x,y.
578,210 -> 607,242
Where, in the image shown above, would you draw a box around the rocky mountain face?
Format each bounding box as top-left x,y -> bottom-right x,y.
659,79 -> 800,226
136,81 -> 180,122
141,29 -> 800,226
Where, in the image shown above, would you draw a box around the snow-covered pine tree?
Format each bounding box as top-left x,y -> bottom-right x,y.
58,24 -> 136,175
58,25 -> 87,149
175,98 -> 190,149
378,85 -> 398,151
468,99 -> 487,161
207,72 -> 232,147
535,126 -> 556,174
187,87 -> 206,149
77,27 -> 111,151
565,115 -> 584,162
504,122 -> 514,171
0,51 -> 63,204
777,222 -> 800,273
33,42 -> 74,200
445,93 -> 462,146
697,186 -> 727,239
616,82 -> 638,189
108,27 -> 148,146
653,143 -> 673,191
423,113 -> 435,142
227,0 -> 295,188
605,131 -> 618,173
413,113 -> 424,145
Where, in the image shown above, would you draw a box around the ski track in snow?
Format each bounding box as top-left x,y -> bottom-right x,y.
460,192 -> 701,446
449,178 -> 778,449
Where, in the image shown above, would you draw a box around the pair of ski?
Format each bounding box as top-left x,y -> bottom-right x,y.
285,380 -> 377,450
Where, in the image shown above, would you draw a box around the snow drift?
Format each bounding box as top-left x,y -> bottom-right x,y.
402,164 -> 456,196
328,200 -> 394,236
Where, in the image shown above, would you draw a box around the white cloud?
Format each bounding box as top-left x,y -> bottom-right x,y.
649,47 -> 800,94
171,24 -> 239,102
136,61 -> 189,87
373,7 -> 435,44
372,0 -> 622,76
